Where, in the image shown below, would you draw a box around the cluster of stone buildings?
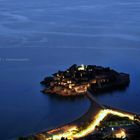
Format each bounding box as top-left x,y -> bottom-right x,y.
41,64 -> 129,96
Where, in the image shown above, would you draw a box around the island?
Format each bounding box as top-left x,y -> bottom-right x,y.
41,64 -> 130,96
19,65 -> 140,140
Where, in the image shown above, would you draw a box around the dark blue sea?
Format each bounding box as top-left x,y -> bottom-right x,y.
0,0 -> 140,139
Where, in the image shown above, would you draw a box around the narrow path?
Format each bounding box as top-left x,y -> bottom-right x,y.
86,90 -> 105,109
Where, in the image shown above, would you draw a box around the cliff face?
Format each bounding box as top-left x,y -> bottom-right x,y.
41,65 -> 130,96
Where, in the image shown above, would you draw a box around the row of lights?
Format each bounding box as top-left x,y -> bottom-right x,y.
46,109 -> 133,140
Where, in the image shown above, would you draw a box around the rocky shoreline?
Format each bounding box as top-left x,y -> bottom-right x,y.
41,64 -> 130,96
